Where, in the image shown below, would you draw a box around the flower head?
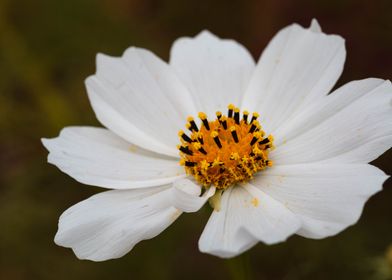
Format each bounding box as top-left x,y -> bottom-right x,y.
179,105 -> 273,189
42,19 -> 392,261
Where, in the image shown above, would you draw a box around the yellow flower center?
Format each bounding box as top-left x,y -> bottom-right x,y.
178,104 -> 274,190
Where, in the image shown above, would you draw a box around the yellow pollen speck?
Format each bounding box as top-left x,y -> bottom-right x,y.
211,131 -> 219,138
193,142 -> 202,149
129,145 -> 137,152
212,157 -> 222,167
253,131 -> 262,138
201,160 -> 209,170
251,197 -> 259,207
177,104 -> 274,190
230,152 -> 240,160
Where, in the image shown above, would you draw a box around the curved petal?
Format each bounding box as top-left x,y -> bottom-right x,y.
170,30 -> 255,117
198,185 -> 300,258
55,185 -> 181,261
55,178 -> 214,261
252,164 -> 388,239
272,79 -> 392,164
172,178 -> 216,213
241,20 -> 346,133
86,47 -> 198,157
42,127 -> 185,189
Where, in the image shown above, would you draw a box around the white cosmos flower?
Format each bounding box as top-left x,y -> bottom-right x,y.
42,19 -> 392,261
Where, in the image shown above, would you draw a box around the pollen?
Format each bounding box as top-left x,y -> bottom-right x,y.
178,104 -> 274,190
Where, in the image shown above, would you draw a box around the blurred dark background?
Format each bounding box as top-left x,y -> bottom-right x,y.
0,0 -> 391,279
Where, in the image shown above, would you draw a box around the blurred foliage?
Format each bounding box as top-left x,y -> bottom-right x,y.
0,0 -> 391,279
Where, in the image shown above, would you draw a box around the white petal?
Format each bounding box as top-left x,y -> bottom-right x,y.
198,185 -> 300,258
273,79 -> 392,164
42,127 -> 185,189
55,185 -> 181,261
172,178 -> 216,213
241,21 -> 345,133
86,47 -> 197,157
310,18 -> 322,33
253,164 -> 388,239
170,30 -> 255,117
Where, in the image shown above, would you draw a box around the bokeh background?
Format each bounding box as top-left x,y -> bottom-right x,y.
1,0 -> 391,279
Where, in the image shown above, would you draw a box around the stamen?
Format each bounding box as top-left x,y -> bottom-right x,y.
259,138 -> 270,145
228,104 -> 235,118
186,161 -> 196,167
250,132 -> 261,146
187,116 -> 199,132
243,110 -> 249,124
178,130 -> 192,143
249,121 -> 257,133
250,112 -> 259,124
230,126 -> 239,143
198,112 -> 210,130
216,111 -> 222,121
221,116 -> 228,130
178,145 -> 193,156
211,131 -> 222,148
234,108 -> 240,124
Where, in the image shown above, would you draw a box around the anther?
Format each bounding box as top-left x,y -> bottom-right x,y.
178,145 -> 193,156
249,121 -> 258,133
211,131 -> 222,148
243,110 -> 249,124
221,117 -> 228,130
185,161 -> 196,167
259,137 -> 271,145
228,104 -> 235,118
198,112 -> 210,130
254,123 -> 261,132
187,116 -> 199,132
234,108 -> 240,124
250,112 -> 259,124
250,132 -> 261,146
230,126 -> 239,143
193,142 -> 207,155
178,130 -> 192,143
216,111 -> 222,121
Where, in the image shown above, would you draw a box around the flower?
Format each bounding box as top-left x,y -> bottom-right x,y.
42,19 -> 392,261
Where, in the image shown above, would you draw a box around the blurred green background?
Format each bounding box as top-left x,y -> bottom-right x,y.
0,0 -> 391,279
